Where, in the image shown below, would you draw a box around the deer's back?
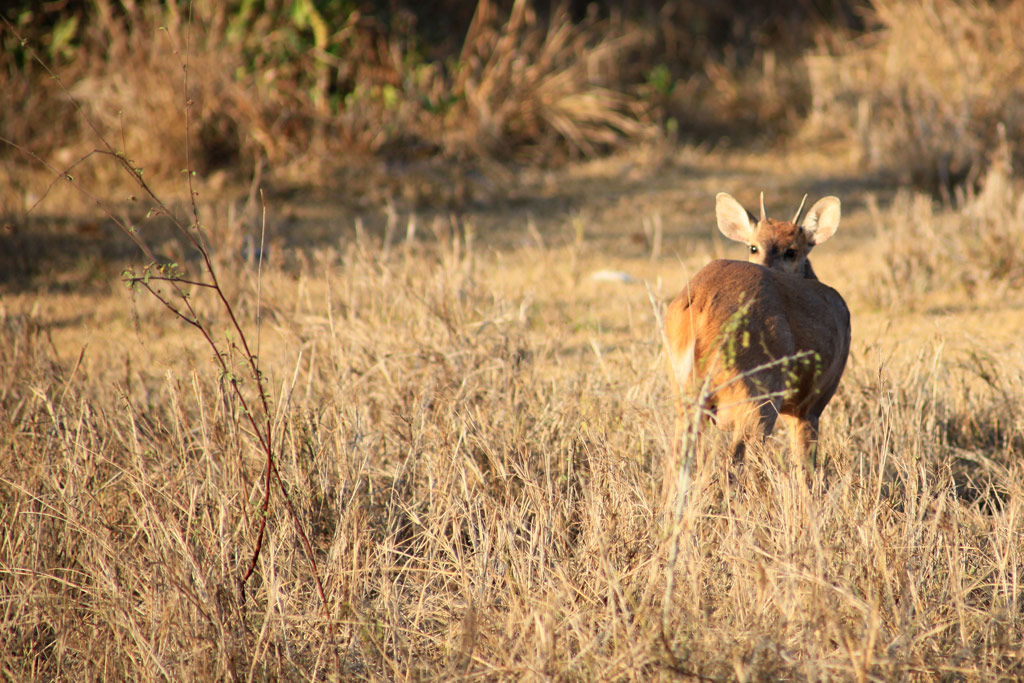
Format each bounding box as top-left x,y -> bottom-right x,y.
666,260 -> 850,414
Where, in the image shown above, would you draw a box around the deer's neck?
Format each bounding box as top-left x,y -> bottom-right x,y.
804,260 -> 819,280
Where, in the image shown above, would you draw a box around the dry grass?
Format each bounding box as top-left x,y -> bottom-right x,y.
3,184 -> 1024,678
13,1 -> 1024,198
450,0 -> 652,161
4,2 -> 1024,679
1,0 -> 656,185
806,0 -> 1024,193
867,132 -> 1024,309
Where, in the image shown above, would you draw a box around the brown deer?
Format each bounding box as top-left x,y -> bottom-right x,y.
664,193 -> 850,468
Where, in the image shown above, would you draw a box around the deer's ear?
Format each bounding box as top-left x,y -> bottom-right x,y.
803,196 -> 841,245
716,193 -> 757,244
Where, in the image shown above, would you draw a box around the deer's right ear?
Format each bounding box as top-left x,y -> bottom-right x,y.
716,193 -> 757,244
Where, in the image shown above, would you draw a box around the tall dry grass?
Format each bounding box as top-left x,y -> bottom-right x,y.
3,205 -> 1023,679
867,130 -> 1024,309
13,0 -> 1024,198
1,0 -> 656,184
450,0 -> 651,160
3,0 -> 879,199
806,0 -> 1024,194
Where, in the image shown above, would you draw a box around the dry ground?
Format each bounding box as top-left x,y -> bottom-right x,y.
2,144 -> 1023,680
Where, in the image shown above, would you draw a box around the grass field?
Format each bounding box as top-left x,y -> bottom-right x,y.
3,143 -> 1024,680
3,1 -> 1024,680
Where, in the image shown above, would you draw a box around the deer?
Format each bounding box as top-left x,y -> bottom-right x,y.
664,192 -> 850,470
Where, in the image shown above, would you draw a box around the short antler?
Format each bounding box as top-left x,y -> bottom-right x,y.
760,192 -> 767,222
792,194 -> 808,225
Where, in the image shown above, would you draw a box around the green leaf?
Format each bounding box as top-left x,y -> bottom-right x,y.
50,15 -> 79,59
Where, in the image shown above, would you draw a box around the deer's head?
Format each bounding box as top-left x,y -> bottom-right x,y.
715,192 -> 841,279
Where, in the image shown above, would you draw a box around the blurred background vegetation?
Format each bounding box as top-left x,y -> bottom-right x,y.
1,0 -> 1021,195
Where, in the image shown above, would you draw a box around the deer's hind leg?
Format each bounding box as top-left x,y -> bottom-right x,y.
717,381 -> 782,465
781,412 -> 821,470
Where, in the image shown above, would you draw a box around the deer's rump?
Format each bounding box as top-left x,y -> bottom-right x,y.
665,260 -> 850,418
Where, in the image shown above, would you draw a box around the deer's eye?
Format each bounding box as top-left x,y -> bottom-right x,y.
749,245 -> 759,254
784,248 -> 797,259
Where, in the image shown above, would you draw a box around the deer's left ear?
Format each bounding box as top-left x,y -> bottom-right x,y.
803,197 -> 841,245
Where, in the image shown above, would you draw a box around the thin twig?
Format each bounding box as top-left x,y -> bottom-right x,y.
1,13 -> 341,678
